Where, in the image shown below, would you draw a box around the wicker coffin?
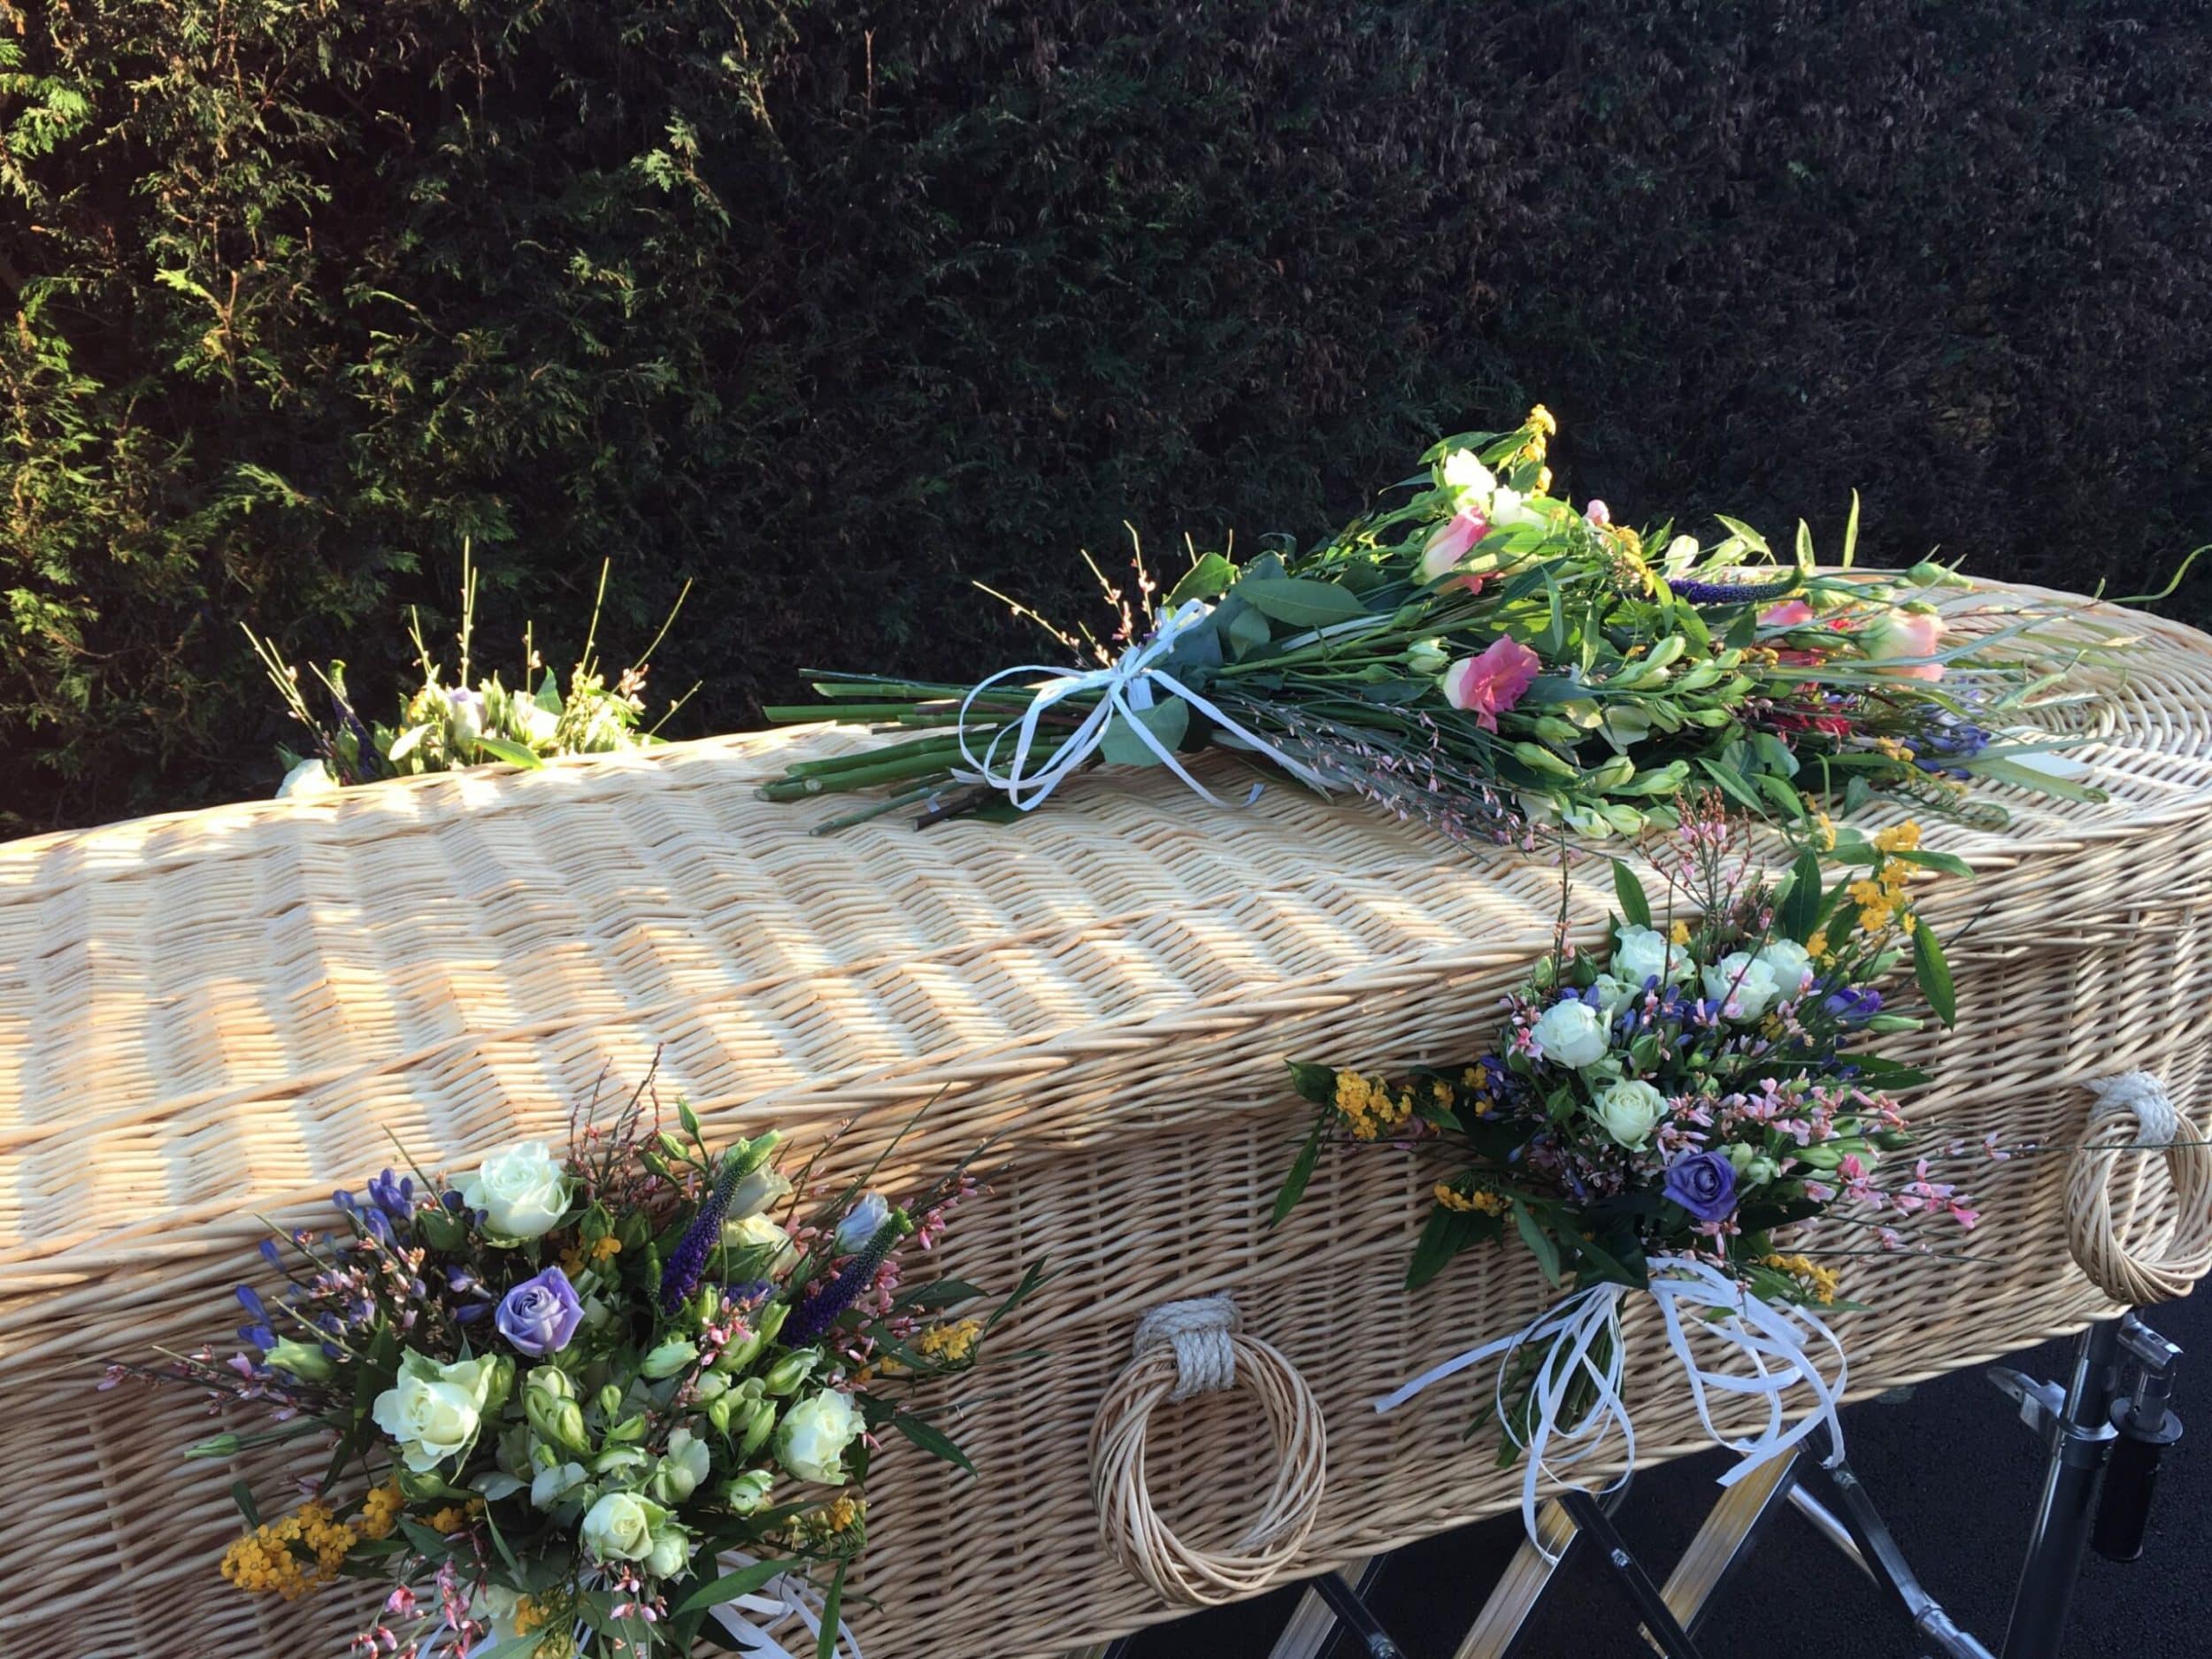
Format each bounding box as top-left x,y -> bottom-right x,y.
4,580 -> 2210,1659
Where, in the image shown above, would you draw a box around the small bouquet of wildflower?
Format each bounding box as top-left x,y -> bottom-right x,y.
110,1075 -> 1040,1659
764,407 -> 2108,841
247,551 -> 695,800
1271,798 -> 1978,1531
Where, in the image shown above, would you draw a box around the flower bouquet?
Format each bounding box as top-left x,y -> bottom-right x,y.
1271,799 -> 1978,1534
111,1077 -> 1039,1658
248,552 -> 695,799
763,407 -> 2104,840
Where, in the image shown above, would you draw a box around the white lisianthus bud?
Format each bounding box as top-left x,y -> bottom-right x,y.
723,1469 -> 776,1514
446,687 -> 485,747
530,1460 -> 588,1510
1591,1079 -> 1668,1149
1590,973 -> 1638,1018
1702,953 -> 1781,1021
726,1165 -> 793,1221
1529,998 -> 1609,1070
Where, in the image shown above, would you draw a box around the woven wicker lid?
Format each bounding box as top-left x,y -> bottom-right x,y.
1,580 -> 2208,1290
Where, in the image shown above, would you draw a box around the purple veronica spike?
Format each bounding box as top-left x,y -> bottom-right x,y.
1668,574 -> 1802,605
782,1221 -> 900,1347
660,1157 -> 746,1313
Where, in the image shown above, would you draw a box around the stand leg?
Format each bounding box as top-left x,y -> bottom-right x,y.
1999,1321 -> 2124,1659
1556,1490 -> 1709,1659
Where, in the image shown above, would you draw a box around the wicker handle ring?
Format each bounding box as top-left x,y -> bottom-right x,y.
1089,1295 -> 1327,1606
2066,1071 -> 2212,1305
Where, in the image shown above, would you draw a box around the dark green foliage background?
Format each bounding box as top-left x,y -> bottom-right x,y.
4,0 -> 2208,832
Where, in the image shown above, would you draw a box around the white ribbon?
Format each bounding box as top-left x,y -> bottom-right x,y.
1373,1254 -> 1847,1555
951,597 -> 1334,810
417,1550 -> 861,1659
702,1549 -> 864,1659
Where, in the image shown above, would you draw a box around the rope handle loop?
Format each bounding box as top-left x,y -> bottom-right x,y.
1089,1294 -> 1327,1607
2066,1071 -> 2212,1305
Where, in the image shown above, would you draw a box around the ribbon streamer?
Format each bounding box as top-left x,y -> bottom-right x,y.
416,1550 -> 861,1659
952,598 -> 1335,811
1373,1254 -> 1847,1555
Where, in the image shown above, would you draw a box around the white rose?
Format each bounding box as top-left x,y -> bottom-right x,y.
371,1351 -> 497,1472
726,1165 -> 793,1221
462,1140 -> 573,1241
1613,926 -> 1692,987
1702,952 -> 1781,1021
723,1212 -> 800,1272
1591,1079 -> 1668,1149
1755,939 -> 1815,998
580,1491 -> 662,1563
516,701 -> 562,749
275,757 -> 340,800
777,1389 -> 864,1485
1530,998 -> 1610,1070
1440,448 -> 1496,501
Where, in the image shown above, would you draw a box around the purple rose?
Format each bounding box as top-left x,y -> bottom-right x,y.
495,1265 -> 584,1356
1663,1151 -> 1738,1223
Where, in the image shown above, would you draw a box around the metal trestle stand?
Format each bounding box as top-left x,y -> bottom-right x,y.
1203,1310 -> 2187,1659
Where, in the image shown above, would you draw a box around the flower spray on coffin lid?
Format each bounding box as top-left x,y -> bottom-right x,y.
1272,795 -> 1980,1544
763,405 -> 2124,843
105,1071 -> 1045,1659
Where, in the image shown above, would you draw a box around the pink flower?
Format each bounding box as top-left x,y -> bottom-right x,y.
1441,636 -> 1543,732
1760,598 -> 1815,627
1584,499 -> 1610,526
1860,606 -> 1946,681
1419,509 -> 1490,585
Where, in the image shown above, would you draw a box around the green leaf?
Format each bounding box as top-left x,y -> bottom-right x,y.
1886,847 -> 1975,879
1097,696 -> 1189,766
1221,600 -> 1273,659
817,1563 -> 847,1659
678,1559 -> 793,1617
1511,1200 -> 1565,1286
1285,1061 -> 1339,1106
1698,757 -> 1765,811
1963,756 -> 2108,804
1167,551 -> 1237,606
1406,1204 -> 1485,1289
1270,1112 -> 1329,1227
1231,576 -> 1371,627
475,734 -> 545,769
229,1480 -> 261,1531
890,1410 -> 976,1476
1778,848 -> 1824,942
1610,858 -> 1651,929
1912,920 -> 1957,1026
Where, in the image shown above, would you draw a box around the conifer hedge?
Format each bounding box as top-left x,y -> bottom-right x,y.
4,0 -> 2208,830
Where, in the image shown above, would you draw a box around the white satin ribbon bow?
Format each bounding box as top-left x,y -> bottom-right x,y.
1373,1254 -> 1847,1555
951,597 -> 1333,810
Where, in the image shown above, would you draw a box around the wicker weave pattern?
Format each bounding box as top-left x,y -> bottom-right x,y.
3,583 -> 2209,1658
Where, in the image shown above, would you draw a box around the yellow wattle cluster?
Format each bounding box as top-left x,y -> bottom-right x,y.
426,1497 -> 486,1535
1847,820 -> 1924,934
358,1479 -> 403,1540
1434,1183 -> 1509,1217
1760,1252 -> 1843,1306
913,1317 -> 983,1365
824,1495 -> 864,1534
557,1233 -> 623,1276
218,1502 -> 357,1600
1334,1071 -> 1415,1141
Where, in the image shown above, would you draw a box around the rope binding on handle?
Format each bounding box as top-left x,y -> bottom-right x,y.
1089,1294 -> 1327,1607
2067,1071 -> 2212,1306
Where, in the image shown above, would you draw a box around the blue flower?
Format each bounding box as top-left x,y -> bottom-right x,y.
366,1168 -> 415,1223
1663,1151 -> 1738,1223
